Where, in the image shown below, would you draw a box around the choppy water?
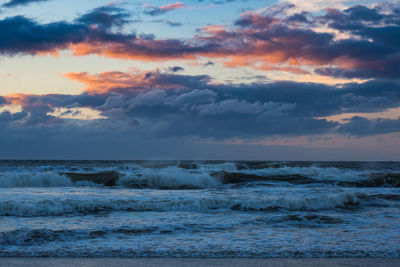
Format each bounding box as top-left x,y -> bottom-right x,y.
0,160 -> 399,257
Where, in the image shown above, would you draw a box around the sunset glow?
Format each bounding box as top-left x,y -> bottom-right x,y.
0,0 -> 399,160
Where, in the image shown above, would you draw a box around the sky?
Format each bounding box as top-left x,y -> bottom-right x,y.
0,0 -> 399,160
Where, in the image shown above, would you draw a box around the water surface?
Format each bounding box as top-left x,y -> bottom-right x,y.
0,160 -> 399,257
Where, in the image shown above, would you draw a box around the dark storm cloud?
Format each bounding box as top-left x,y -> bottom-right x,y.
285,12 -> 310,24
0,5 -> 135,55
0,110 -> 27,123
1,71 -> 400,160
305,4 -> 400,79
339,117 -> 400,136
320,5 -> 385,30
5,71 -> 400,139
3,92 -> 109,126
344,5 -> 383,21
0,16 -> 86,55
2,0 -> 48,8
85,78 -> 400,137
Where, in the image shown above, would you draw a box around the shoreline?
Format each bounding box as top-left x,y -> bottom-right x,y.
1,258 -> 400,267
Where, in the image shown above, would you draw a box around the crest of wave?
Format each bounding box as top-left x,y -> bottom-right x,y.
0,172 -> 73,187
118,166 -> 221,188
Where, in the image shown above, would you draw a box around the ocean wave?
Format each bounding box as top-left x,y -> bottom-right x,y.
0,192 -> 359,216
0,214 -> 343,246
118,167 -> 220,189
0,222 -> 240,246
1,247 -> 398,258
0,227 -> 159,246
270,214 -> 345,224
0,172 -> 74,187
0,171 -> 119,188
0,163 -> 399,188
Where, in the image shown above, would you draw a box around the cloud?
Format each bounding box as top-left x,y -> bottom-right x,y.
0,5 -> 135,56
165,20 -> 182,27
65,3 -> 400,79
167,89 -> 217,106
63,70 -> 210,93
0,2 -> 399,160
0,3 -> 398,80
2,0 -> 48,8
2,66 -> 400,159
48,107 -> 107,120
0,110 -> 27,123
204,61 -> 215,67
197,99 -> 295,116
168,66 -> 184,73
339,116 -> 400,136
144,2 -> 185,16
0,16 -> 86,55
3,69 -> 400,139
76,5 -> 131,29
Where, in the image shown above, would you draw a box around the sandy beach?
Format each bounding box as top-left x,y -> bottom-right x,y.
0,258 -> 400,267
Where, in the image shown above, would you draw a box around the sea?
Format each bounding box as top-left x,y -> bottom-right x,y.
0,160 -> 399,257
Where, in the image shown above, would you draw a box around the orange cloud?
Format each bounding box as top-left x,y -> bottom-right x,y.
199,25 -> 226,35
4,94 -> 31,106
160,2 -> 185,11
63,70 -> 193,94
64,72 -> 150,93
69,39 -> 198,61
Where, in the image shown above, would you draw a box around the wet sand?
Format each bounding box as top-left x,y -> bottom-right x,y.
0,258 -> 400,267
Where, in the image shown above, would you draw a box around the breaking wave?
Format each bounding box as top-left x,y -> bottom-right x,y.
0,192 -> 360,216
0,213 -> 345,246
118,167 -> 220,189
1,161 -> 400,258
0,166 -> 399,188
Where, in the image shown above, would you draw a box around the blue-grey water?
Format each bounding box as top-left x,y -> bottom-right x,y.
0,160 -> 399,257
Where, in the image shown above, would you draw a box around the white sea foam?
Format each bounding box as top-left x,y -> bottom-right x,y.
118,166 -> 220,188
